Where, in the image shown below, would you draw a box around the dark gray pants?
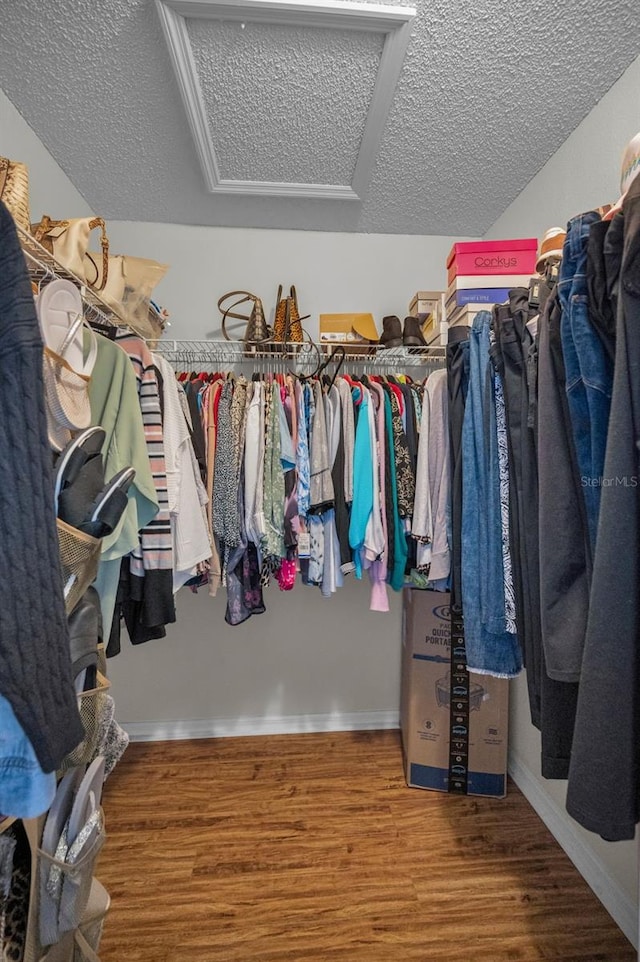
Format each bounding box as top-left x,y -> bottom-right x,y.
538,288 -> 591,683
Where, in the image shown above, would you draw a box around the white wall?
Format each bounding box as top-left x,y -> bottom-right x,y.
0,74 -> 466,741
104,219 -> 465,341
101,217 -> 463,737
0,87 -> 91,219
486,53 -> 640,949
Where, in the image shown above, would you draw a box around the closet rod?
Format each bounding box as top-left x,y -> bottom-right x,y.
152,339 -> 447,372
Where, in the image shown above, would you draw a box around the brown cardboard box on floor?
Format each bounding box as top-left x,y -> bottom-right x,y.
401,588 -> 509,798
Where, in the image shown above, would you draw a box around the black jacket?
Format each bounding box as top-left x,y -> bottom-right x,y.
566,176 -> 640,840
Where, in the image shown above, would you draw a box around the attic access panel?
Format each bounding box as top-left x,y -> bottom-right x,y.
155,0 -> 416,200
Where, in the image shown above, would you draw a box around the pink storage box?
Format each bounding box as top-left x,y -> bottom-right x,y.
447,238 -> 537,283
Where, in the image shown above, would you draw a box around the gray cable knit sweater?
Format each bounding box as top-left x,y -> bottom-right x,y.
0,202 -> 83,773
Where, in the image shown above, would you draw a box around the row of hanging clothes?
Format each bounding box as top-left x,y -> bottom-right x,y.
161,345 -> 450,627
445,153 -> 640,842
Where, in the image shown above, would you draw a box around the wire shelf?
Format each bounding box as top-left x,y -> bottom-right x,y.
152,339 -> 446,373
17,225 -> 165,338
17,227 -> 446,373
18,225 -> 123,328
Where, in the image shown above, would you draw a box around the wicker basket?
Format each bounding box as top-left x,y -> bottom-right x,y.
57,520 -> 102,616
0,156 -> 30,233
58,672 -> 111,773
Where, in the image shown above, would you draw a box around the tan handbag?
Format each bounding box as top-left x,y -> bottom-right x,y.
0,156 -> 30,232
84,252 -> 167,333
31,215 -> 109,289
218,290 -> 271,343
83,252 -> 126,314
119,256 -> 168,335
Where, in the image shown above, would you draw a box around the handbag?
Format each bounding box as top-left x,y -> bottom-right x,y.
0,155 -> 30,232
218,291 -> 271,343
31,215 -> 109,289
119,256 -> 168,336
83,252 -> 126,314
83,252 -> 167,336
272,285 -> 309,344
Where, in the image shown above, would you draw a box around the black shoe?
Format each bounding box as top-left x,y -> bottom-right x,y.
380,315 -> 403,349
403,315 -> 428,347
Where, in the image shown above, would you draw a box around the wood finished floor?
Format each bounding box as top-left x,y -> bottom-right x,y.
97,730 -> 635,962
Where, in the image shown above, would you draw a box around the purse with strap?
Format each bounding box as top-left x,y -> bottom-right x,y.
82,253 -> 167,335
218,291 -> 271,343
31,215 -> 109,290
84,252 -> 126,315
272,285 -> 309,344
0,155 -> 30,232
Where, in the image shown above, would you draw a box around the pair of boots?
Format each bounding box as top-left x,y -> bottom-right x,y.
380,315 -> 428,349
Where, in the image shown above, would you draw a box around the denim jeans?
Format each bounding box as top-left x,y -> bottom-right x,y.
558,212 -> 614,550
587,219 -> 616,363
461,311 -> 522,677
0,694 -> 55,818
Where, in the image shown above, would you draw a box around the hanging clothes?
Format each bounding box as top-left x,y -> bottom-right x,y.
460,311 -> 521,678
321,385 -> 343,598
244,380 -> 264,549
262,380 -> 286,565
367,381 -> 390,612
349,384 -> 373,580
154,353 -> 211,590
204,378 -> 223,595
113,331 -> 175,641
566,181 -> 640,841
537,287 -> 591,682
446,326 -> 470,607
88,334 -> 159,655
153,362 -> 443,618
383,386 -> 408,591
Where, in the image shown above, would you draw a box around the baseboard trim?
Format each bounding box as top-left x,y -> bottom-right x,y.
508,751 -> 638,949
125,710 -> 401,743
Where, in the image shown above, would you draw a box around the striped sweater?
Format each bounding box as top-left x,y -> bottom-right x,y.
115,331 -> 175,631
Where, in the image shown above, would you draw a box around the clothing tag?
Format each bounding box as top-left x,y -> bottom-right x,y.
89,320 -> 117,340
528,277 -> 541,309
297,532 -> 311,558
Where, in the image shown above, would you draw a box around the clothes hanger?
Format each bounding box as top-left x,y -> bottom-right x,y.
320,346 -> 346,391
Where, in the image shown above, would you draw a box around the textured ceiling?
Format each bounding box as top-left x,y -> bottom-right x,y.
0,0 -> 638,235
187,18 -> 383,185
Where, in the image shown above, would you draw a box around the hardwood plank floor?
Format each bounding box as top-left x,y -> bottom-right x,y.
97,730 -> 635,962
